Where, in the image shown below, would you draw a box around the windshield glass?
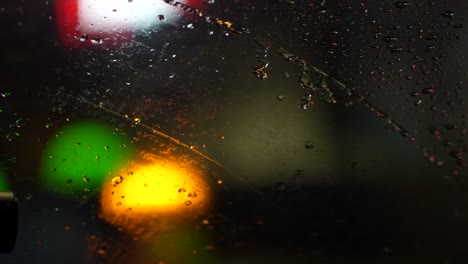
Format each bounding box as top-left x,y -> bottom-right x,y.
1,0 -> 468,262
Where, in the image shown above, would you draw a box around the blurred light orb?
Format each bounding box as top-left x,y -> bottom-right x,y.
40,120 -> 135,198
55,0 -> 206,48
0,169 -> 10,192
99,151 -> 211,238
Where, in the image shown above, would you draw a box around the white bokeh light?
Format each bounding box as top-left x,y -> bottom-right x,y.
78,0 -> 182,34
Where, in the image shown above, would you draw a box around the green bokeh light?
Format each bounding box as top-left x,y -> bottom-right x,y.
40,120 -> 134,198
0,169 -> 10,192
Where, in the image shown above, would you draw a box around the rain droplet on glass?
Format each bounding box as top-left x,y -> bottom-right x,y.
305,141 -> 314,149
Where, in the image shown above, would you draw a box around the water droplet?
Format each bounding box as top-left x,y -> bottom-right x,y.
305,141 -> 314,149
426,34 -> 438,41
444,124 -> 458,130
426,153 -> 436,163
169,73 -> 176,79
112,176 -> 124,187
394,1 -> 411,9
186,23 -> 194,29
441,11 -> 455,19
383,36 -> 398,42
430,128 -> 441,136
79,34 -> 88,42
450,151 -> 463,161
83,176 -> 90,183
277,95 -> 285,101
426,45 -> 435,52
98,247 -> 107,255
187,192 -> 198,198
275,182 -> 286,191
91,38 -> 103,44
185,200 -> 192,206
443,140 -> 455,147
391,47 -> 403,53
422,88 -> 435,94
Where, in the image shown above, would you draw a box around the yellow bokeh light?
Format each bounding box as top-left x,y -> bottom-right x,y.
99,151 -> 211,239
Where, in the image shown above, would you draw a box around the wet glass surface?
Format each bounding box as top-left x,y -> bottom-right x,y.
1,0 -> 468,262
